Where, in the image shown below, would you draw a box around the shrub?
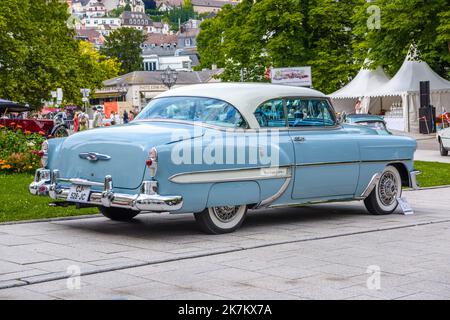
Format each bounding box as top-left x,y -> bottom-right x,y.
0,126 -> 45,173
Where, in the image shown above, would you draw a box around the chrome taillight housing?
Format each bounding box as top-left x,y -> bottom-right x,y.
41,140 -> 49,168
146,147 -> 158,176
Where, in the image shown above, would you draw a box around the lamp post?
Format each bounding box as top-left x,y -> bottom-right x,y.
161,67 -> 178,89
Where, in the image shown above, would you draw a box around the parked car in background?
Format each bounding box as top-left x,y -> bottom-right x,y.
344,114 -> 392,135
29,83 -> 419,234
437,126 -> 450,156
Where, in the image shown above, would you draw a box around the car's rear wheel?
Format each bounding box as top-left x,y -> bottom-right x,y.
194,205 -> 247,234
364,165 -> 402,215
439,139 -> 448,156
99,207 -> 139,221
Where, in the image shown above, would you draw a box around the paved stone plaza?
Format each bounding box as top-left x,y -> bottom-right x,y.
0,186 -> 449,300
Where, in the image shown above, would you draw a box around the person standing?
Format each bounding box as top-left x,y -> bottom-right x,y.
73,112 -> 79,132
93,107 -> 102,128
355,98 -> 363,114
78,110 -> 88,131
123,110 -> 129,124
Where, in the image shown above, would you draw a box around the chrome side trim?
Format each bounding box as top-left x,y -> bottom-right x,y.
410,170 -> 421,190
296,160 -> 359,167
356,173 -> 381,200
169,166 -> 292,184
257,177 -> 292,208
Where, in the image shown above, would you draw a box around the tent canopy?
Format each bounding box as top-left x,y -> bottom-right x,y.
369,47 -> 450,97
0,99 -> 30,113
329,66 -> 391,99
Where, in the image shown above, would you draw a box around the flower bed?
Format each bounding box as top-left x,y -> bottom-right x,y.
0,124 -> 45,173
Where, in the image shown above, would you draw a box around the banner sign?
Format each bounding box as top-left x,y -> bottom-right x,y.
271,67 -> 312,87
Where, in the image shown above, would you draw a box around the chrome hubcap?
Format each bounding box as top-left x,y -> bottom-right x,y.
211,206 -> 239,223
378,172 -> 398,206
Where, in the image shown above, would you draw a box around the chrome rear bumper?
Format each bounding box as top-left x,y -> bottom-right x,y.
29,169 -> 183,212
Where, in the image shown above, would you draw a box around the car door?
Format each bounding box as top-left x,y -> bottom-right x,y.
286,98 -> 360,200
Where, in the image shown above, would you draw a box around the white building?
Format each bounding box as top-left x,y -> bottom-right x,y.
118,0 -> 145,13
82,17 -> 121,28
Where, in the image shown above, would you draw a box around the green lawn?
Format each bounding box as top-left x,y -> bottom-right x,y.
0,173 -> 98,223
0,161 -> 449,223
415,161 -> 450,188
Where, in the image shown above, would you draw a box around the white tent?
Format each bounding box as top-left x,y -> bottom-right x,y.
329,64 -> 393,115
368,46 -> 450,132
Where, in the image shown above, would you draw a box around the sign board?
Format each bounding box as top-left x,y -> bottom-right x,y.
271,67 -> 312,87
56,88 -> 63,101
397,197 -> 414,215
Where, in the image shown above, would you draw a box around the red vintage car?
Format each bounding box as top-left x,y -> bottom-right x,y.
0,99 -> 68,137
0,118 -> 54,136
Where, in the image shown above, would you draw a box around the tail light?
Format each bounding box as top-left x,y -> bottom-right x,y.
146,147 -> 158,176
41,140 -> 49,168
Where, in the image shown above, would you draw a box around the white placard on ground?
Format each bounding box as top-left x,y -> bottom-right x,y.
398,197 -> 414,215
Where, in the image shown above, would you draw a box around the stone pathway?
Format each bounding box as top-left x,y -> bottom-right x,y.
0,187 -> 449,299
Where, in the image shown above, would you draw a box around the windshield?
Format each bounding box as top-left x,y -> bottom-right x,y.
135,97 -> 247,128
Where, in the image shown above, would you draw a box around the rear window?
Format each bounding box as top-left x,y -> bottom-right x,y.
136,97 -> 247,128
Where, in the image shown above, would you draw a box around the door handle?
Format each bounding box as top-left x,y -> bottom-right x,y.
293,136 -> 305,142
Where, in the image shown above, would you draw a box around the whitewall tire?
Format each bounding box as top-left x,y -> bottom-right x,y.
440,139 -> 448,156
194,205 -> 247,234
364,165 -> 402,215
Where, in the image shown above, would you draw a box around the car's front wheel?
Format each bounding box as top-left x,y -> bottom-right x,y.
364,165 -> 402,215
99,207 -> 140,221
194,205 -> 247,234
439,139 -> 448,156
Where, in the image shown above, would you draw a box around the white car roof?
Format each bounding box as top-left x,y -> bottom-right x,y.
155,83 -> 326,128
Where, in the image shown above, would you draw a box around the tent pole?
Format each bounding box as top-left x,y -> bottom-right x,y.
407,95 -> 410,133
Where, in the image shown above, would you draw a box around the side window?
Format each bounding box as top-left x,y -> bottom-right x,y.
286,98 -> 336,127
254,99 -> 286,128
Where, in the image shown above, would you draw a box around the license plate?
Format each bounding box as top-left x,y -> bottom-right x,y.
67,185 -> 91,203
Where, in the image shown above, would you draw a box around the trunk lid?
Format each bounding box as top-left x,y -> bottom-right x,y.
52,121 -> 204,189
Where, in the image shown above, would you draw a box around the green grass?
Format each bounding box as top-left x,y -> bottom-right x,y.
0,161 -> 449,223
415,161 -> 450,188
0,173 -> 98,223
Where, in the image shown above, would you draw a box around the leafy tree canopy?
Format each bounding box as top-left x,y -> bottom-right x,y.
0,0 -> 120,108
198,0 -> 450,93
197,0 -> 364,93
101,27 -> 146,74
353,0 -> 450,78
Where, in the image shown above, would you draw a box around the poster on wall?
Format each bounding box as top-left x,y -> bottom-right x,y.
271,67 -> 312,87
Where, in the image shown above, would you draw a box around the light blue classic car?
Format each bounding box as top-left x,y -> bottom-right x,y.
29,83 -> 420,234
344,114 -> 392,135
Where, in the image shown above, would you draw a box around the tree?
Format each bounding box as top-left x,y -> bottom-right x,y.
197,0 -> 362,93
143,0 -> 157,10
75,41 -> 121,97
108,6 -> 125,17
0,0 -> 119,108
101,28 -> 147,74
352,0 -> 450,79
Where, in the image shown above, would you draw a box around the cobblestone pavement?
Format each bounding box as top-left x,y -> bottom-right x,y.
0,187 -> 449,300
